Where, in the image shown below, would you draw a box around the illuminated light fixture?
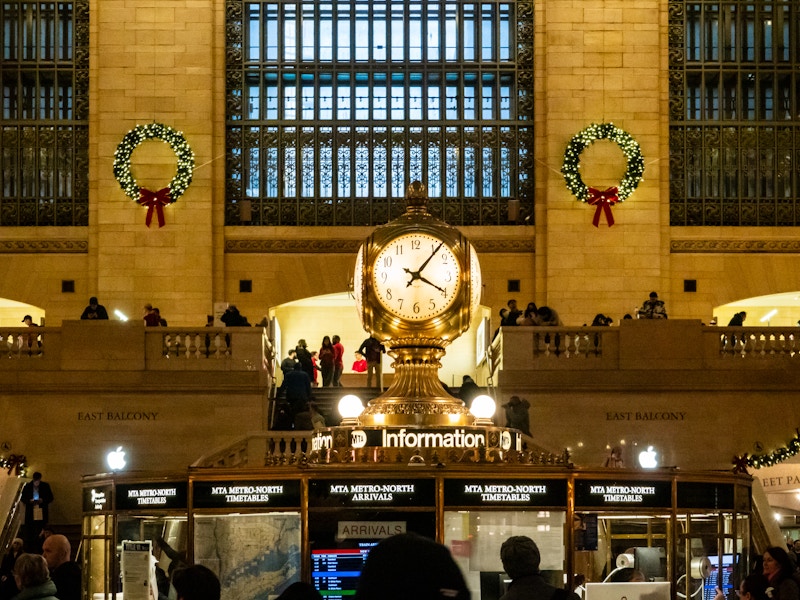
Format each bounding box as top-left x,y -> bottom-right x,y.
774,512 -> 782,522
448,412 -> 461,424
114,310 -> 129,321
638,445 -> 659,469
760,309 -> 778,324
338,394 -> 364,426
470,394 -> 496,425
106,446 -> 127,471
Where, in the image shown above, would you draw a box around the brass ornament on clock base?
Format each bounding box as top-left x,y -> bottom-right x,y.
353,181 -> 483,428
358,345 -> 473,427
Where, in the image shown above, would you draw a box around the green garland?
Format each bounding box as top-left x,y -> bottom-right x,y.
561,122 -> 644,202
736,429 -> 800,471
112,122 -> 195,202
0,453 -> 28,476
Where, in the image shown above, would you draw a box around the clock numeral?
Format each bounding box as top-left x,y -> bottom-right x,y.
386,288 -> 393,300
441,288 -> 447,298
380,271 -> 388,283
383,256 -> 393,268
411,240 -> 420,250
395,245 -> 403,255
413,302 -> 420,314
441,254 -> 448,264
444,271 -> 452,282
397,298 -> 404,309
429,299 -> 436,310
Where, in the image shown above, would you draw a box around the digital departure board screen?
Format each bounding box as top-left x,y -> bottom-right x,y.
312,544 -> 377,598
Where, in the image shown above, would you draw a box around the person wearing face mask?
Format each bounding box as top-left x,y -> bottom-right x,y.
761,546 -> 800,600
169,565 -> 220,600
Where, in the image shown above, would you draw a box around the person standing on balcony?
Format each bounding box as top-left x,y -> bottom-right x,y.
332,335 -> 344,387
502,299 -> 522,326
357,336 -> 385,389
295,339 -> 314,382
79,297 -> 108,320
143,304 -> 160,326
727,311 -> 747,347
318,336 -> 335,387
637,292 -> 668,319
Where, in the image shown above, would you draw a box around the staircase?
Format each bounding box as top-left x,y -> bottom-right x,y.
307,385 -> 384,426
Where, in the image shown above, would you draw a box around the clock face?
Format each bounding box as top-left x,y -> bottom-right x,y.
371,232 -> 462,321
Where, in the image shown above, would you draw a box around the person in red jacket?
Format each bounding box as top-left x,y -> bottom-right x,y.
332,335 -> 344,387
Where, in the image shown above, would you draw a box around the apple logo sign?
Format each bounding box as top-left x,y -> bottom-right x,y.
638,446 -> 658,469
107,446 -> 127,470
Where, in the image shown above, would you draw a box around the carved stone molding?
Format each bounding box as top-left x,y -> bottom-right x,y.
0,240 -> 88,254
671,239 -> 800,254
226,238 -> 535,254
225,239 -> 362,253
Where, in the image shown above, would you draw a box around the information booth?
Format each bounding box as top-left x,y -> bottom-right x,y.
81,466 -> 752,600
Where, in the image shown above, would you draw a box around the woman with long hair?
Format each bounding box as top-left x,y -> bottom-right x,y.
318,335 -> 335,387
762,546 -> 800,600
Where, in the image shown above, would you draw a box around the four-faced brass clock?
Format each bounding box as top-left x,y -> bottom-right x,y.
371,232 -> 462,322
353,181 -> 482,426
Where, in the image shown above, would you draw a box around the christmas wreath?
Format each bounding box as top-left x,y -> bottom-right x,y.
561,123 -> 644,227
113,123 -> 195,228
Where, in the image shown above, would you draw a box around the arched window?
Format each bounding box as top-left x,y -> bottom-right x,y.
225,0 -> 534,226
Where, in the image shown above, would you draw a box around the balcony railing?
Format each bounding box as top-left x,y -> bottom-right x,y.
0,321 -> 273,375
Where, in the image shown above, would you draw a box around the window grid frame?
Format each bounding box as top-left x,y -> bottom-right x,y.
225,0 -> 535,226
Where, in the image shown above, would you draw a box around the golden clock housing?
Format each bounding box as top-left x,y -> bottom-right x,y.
353,181 -> 482,426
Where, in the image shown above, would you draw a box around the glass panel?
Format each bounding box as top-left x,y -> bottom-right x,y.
445,510 -> 568,600
194,513 -> 301,599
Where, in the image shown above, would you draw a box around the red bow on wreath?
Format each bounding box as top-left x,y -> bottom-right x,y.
138,188 -> 172,228
732,454 -> 750,474
5,454 -> 26,476
587,186 -> 619,227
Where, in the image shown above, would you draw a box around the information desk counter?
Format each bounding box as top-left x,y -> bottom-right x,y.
81,466 -> 752,600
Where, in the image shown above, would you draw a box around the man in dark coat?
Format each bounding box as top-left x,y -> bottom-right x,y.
295,339 -> 314,381
283,363 -> 312,419
42,534 -> 81,600
20,472 -> 54,552
499,536 -> 579,600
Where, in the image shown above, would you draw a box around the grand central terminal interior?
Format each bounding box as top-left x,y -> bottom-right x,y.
2,0 -> 800,598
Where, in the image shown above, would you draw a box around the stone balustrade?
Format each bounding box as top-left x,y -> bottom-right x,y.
0,321 -> 269,369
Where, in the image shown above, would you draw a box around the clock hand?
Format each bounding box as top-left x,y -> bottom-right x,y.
419,276 -> 445,294
403,267 -> 421,286
416,241 -> 445,274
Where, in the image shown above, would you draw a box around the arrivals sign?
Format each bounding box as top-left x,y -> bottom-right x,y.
444,479 -> 567,506
193,480 -> 301,509
309,479 -> 435,507
574,479 -> 671,508
115,482 -> 188,510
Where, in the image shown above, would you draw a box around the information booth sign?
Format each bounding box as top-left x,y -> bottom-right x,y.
574,479 -> 672,508
115,481 -> 188,511
192,479 -> 301,509
444,478 -> 567,506
308,478 -> 435,507
83,483 -> 113,513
